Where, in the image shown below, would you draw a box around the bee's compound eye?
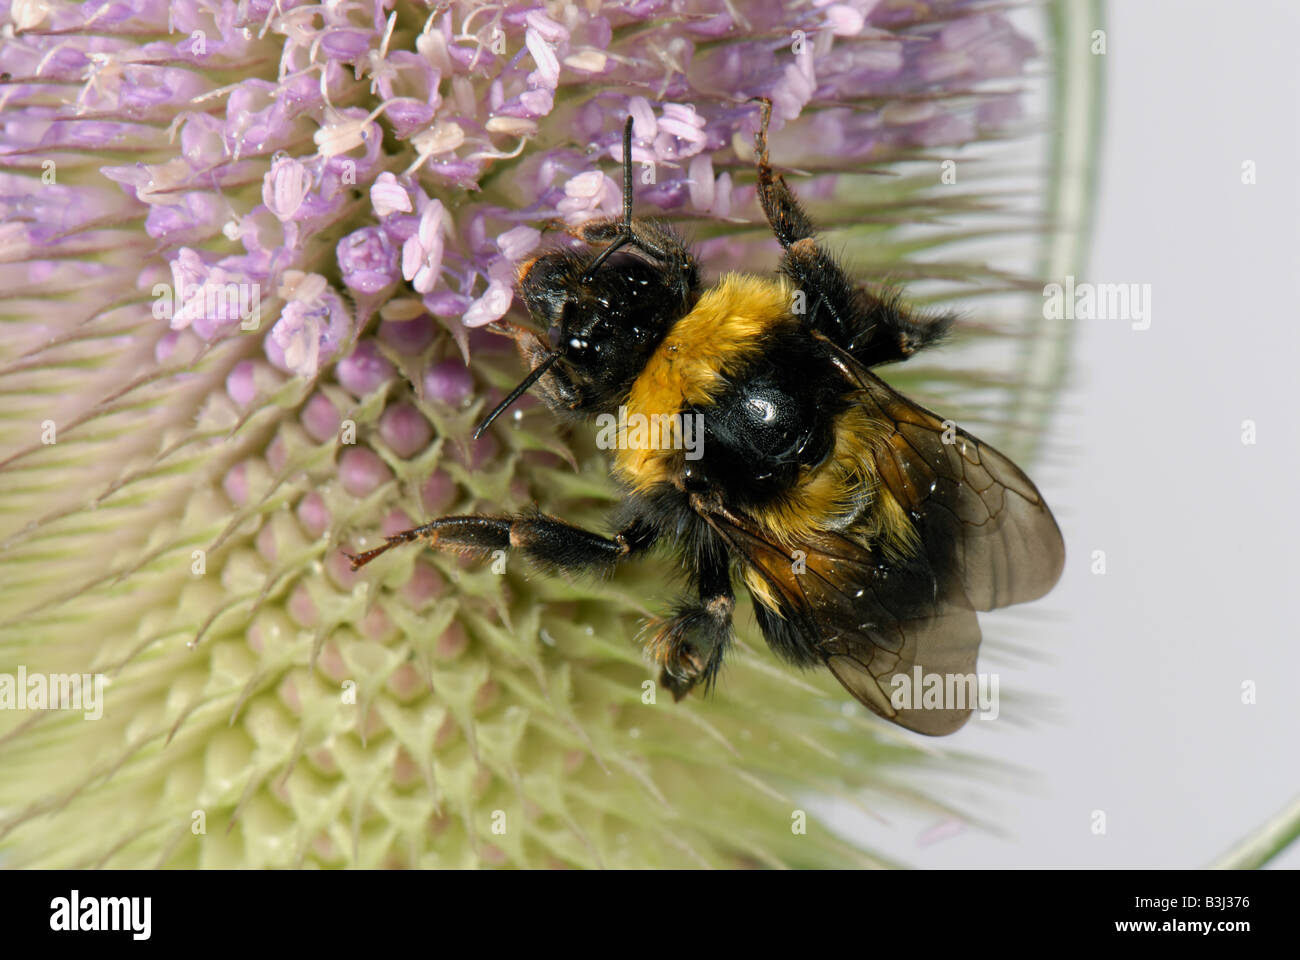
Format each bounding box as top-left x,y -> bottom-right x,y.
546,325 -> 561,349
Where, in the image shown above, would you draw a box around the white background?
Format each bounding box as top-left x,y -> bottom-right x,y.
831,0 -> 1300,868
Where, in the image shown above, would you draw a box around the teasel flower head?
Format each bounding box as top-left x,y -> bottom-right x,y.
0,0 -> 1070,868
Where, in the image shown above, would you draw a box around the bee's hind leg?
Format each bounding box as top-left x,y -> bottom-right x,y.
750,98 -> 866,349
750,97 -> 956,367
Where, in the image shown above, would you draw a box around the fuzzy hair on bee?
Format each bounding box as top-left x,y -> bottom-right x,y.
345,100 -> 1065,736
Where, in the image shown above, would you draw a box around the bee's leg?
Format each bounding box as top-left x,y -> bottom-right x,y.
646,554 -> 735,701
750,97 -> 955,365
751,97 -> 856,341
845,286 -> 956,366
752,97 -> 820,248
344,514 -> 655,574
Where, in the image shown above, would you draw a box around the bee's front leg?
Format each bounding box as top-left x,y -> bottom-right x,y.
344,514 -> 654,575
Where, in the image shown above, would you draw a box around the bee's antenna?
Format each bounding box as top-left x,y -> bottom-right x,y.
579,115 -> 636,284
618,112 -> 634,227
472,352 -> 559,439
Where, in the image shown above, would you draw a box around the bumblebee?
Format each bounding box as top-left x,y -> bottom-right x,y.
346,101 -> 1064,735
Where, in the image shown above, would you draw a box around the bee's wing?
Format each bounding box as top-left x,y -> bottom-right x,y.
701,512 -> 982,735
854,366 -> 1065,611
697,361 -> 1063,735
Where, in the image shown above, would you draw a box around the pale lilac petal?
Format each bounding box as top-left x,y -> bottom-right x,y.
370,172 -> 413,216
497,225 -> 541,261
628,96 -> 658,140
418,199 -> 446,249
688,154 -> 715,211
826,4 -> 866,36
261,155 -> 312,222
525,27 -> 560,88
401,234 -> 424,283
712,172 -> 734,219
525,9 -> 569,44
462,280 -> 513,327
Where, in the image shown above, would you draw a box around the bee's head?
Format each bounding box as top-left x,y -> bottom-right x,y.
516,245 -> 689,414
